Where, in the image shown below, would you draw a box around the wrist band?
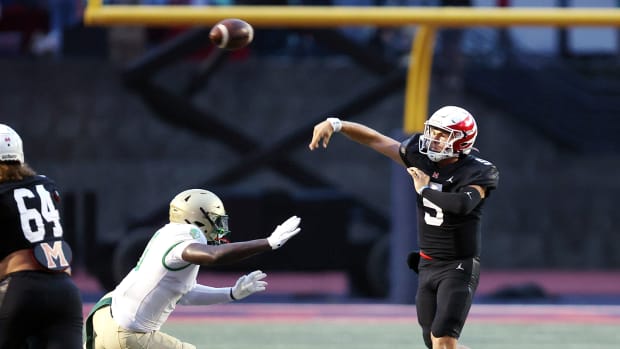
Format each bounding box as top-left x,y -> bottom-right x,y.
327,117 -> 342,133
229,287 -> 237,301
417,185 -> 429,195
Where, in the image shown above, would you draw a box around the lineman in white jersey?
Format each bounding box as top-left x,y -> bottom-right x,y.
84,189 -> 302,349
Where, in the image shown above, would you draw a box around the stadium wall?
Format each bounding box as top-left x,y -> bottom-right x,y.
1,57 -> 617,279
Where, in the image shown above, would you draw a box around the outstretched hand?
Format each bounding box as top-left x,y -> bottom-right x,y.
267,215 -> 301,249
231,270 -> 267,300
309,120 -> 336,150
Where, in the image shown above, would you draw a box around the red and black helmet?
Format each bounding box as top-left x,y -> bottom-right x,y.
419,106 -> 478,162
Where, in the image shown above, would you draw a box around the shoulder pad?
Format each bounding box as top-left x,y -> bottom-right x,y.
399,133 -> 422,167
469,157 -> 499,190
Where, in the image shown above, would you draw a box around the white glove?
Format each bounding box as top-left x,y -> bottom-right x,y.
231,270 -> 267,301
267,215 -> 301,249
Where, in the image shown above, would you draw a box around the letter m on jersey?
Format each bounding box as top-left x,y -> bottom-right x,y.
33,240 -> 73,271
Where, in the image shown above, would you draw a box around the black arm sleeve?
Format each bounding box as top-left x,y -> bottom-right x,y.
420,186 -> 482,215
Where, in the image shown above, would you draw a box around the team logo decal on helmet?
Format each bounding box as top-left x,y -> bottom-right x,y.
169,189 -> 230,244
0,124 -> 24,163
419,106 -> 478,162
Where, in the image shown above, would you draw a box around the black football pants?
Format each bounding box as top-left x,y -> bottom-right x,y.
416,257 -> 480,349
0,271 -> 83,349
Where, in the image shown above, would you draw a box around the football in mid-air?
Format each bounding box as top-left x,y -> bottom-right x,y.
209,18 -> 254,50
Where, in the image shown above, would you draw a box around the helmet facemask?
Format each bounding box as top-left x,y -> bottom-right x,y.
419,124 -> 463,162
169,189 -> 231,245
203,211 -> 230,245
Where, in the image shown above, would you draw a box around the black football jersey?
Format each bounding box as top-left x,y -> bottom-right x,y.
399,134 -> 499,260
0,175 -> 66,260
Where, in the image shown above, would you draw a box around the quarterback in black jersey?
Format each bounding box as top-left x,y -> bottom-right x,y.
0,124 -> 83,348
309,106 -> 499,349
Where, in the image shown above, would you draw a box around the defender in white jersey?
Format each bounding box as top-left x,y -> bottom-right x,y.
84,189 -> 302,349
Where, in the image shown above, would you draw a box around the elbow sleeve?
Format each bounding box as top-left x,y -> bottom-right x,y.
420,186 -> 482,215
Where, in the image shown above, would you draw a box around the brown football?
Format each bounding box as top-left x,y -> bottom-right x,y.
209,18 -> 254,50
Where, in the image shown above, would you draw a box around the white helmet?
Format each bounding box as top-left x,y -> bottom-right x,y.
0,124 -> 24,163
419,106 -> 478,162
169,189 -> 230,244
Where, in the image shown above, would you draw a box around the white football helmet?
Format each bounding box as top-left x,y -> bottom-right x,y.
169,189 -> 230,244
0,124 -> 24,163
419,106 -> 478,162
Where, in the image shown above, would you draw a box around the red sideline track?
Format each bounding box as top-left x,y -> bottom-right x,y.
73,269 -> 620,297
82,303 -> 620,324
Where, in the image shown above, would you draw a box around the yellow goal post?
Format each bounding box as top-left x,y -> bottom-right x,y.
85,0 -> 620,133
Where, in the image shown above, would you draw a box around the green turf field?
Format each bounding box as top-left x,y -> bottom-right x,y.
162,305 -> 620,349
161,319 -> 620,349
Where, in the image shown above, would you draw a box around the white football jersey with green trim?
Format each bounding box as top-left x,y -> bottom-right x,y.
111,222 -> 207,332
